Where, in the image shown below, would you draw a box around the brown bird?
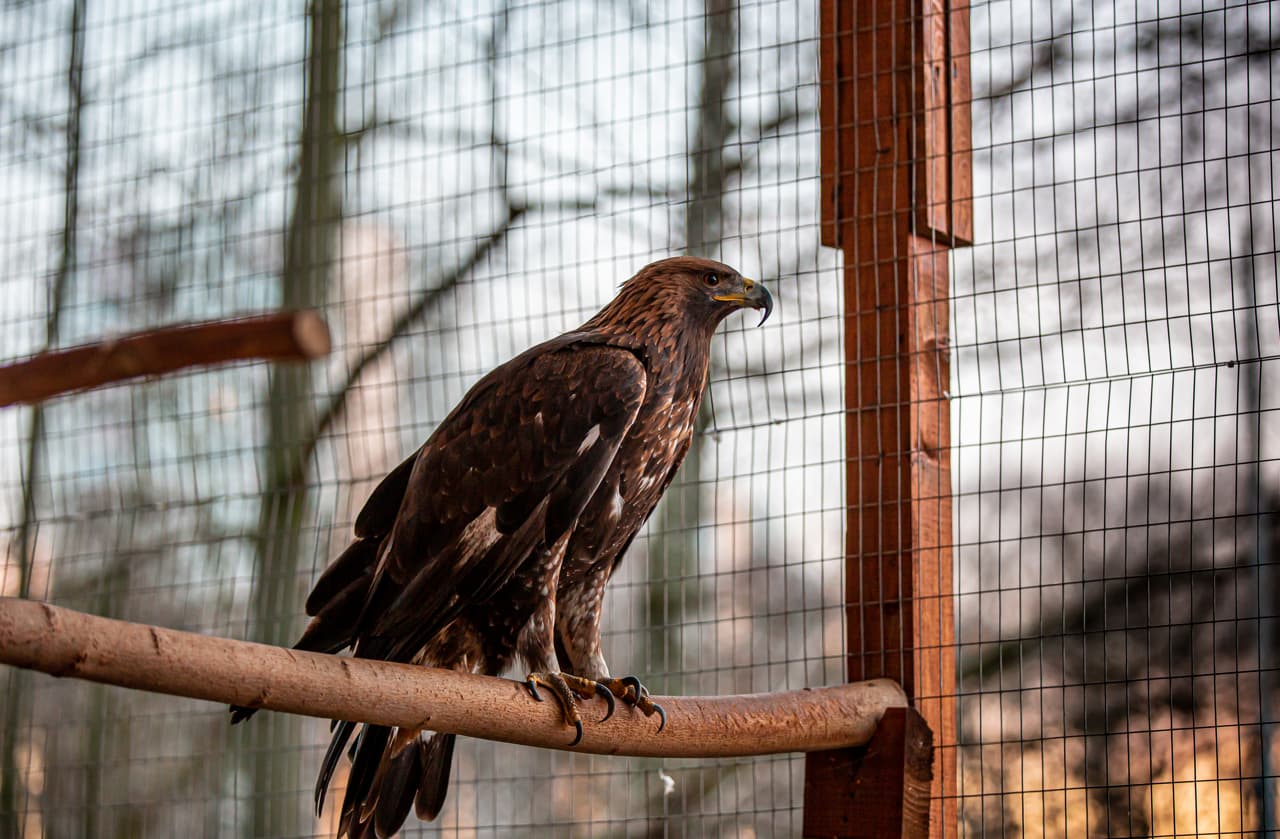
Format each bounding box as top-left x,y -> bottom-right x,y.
232,256 -> 772,838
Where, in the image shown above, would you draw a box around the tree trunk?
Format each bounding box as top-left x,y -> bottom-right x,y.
645,0 -> 736,689
244,2 -> 343,835
1,0 -> 85,832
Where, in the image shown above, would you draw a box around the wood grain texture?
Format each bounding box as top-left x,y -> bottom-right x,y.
0,310 -> 331,407
921,0 -> 974,245
0,597 -> 909,758
802,707 -> 934,839
815,1 -> 962,836
921,0 -> 952,240
948,0 -> 974,244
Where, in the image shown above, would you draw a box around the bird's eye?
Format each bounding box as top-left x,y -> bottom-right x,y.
704,272 -> 720,287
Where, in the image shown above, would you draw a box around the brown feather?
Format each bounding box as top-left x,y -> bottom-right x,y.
305,536 -> 379,616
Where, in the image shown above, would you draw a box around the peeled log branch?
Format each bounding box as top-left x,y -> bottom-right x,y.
0,597 -> 908,758
0,311 -> 332,407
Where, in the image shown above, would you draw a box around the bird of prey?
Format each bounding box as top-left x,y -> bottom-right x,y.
232,256 -> 772,838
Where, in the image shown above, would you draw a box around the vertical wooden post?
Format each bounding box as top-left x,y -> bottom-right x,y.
803,708 -> 934,839
806,1 -> 969,837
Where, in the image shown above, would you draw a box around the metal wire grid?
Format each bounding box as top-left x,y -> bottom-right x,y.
955,1 -> 1279,836
0,1 -> 841,836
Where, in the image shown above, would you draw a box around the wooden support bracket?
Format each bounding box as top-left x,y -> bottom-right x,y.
802,707 -> 934,839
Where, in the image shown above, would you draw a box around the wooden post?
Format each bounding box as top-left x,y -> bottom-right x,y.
803,707 -> 934,839
806,1 -> 969,836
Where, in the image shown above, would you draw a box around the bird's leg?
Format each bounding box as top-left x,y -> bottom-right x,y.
556,574 -> 666,732
519,596 -> 601,746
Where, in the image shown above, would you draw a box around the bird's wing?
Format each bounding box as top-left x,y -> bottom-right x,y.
361,341 -> 648,653
302,448 -> 421,617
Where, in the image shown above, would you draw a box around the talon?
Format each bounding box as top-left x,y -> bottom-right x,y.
597,675 -> 665,730
595,682 -> 616,721
652,702 -> 667,733
525,671 -> 586,746
620,675 -> 643,703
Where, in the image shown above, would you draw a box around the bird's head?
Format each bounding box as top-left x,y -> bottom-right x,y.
607,256 -> 773,331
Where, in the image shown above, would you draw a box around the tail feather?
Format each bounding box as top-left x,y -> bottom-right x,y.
228,703 -> 257,724
318,727 -> 455,837
372,739 -> 424,837
329,727 -> 456,838
316,719 -> 358,816
338,725 -> 391,838
415,733 -> 456,822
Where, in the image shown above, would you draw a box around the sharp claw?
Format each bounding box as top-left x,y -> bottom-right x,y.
569,719 -> 584,747
620,675 -> 642,703
652,703 -> 667,733
595,682 -> 616,721
525,677 -> 544,702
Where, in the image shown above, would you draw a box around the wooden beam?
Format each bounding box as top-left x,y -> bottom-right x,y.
0,310 -> 331,407
947,0 -> 974,245
919,0 -> 974,245
0,597 -> 911,759
803,707 -> 934,839
813,0 -> 967,835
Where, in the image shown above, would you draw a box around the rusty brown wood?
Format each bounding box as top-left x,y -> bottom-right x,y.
919,0 -> 974,246
0,597 -> 910,759
815,0 -> 967,836
921,0 -> 952,241
948,0 -> 974,244
803,707 -> 934,839
0,310 -> 331,407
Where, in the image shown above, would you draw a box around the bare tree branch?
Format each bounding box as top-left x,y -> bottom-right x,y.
297,203 -> 525,480
722,100 -> 810,181
340,117 -> 492,149
373,0 -> 414,43
243,2 -> 346,833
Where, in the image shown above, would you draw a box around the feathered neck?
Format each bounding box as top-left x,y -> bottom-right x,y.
580,279 -> 719,390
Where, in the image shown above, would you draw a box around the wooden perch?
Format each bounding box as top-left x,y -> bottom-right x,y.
0,597 -> 908,757
0,310 -> 331,407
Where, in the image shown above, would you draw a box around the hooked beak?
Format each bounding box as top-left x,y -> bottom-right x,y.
714,278 -> 774,326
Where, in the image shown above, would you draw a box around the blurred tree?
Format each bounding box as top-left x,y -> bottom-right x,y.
1,0 -> 84,834
644,0 -> 738,702
242,1 -> 344,835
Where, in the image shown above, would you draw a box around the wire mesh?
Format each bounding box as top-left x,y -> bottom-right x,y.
4,1 -> 1277,837
0,0 -> 841,836
955,1 -> 1279,836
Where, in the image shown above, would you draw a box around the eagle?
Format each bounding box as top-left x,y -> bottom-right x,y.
232,256 -> 772,838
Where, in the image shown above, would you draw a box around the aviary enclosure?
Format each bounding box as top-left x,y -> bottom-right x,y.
0,1 -> 1276,837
